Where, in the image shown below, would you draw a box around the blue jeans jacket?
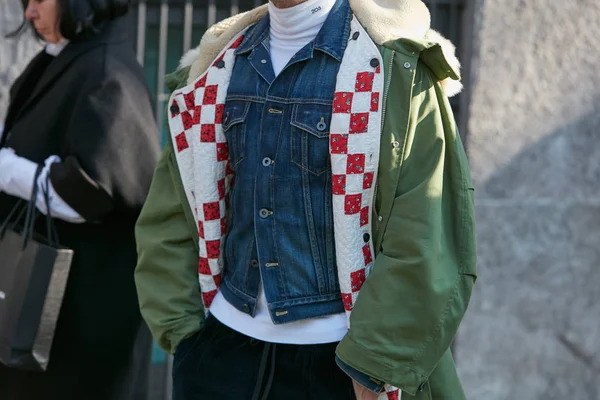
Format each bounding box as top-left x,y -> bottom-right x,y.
219,0 -> 353,324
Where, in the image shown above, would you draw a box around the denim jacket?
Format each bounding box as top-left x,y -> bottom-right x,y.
219,0 -> 352,323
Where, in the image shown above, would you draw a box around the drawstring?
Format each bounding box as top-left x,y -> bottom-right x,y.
251,342 -> 277,400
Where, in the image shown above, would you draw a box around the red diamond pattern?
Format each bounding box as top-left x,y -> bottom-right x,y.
330,134 -> 348,154
203,85 -> 218,104
175,133 -> 189,152
203,202 -> 220,221
213,273 -> 222,287
360,207 -> 369,227
351,269 -> 366,292
344,194 -> 362,215
198,221 -> 204,239
332,175 -> 346,195
202,290 -> 218,308
386,390 -> 399,400
220,217 -> 228,235
215,104 -> 225,124
342,293 -> 353,312
218,178 -> 225,200
347,154 -> 365,174
363,172 -> 374,189
355,72 -> 374,92
216,142 -> 229,162
184,91 -> 195,110
362,243 -> 373,265
371,92 -> 380,112
181,111 -> 194,130
201,125 -> 216,142
206,240 -> 220,259
350,113 -> 369,134
195,75 -> 207,89
333,92 -> 353,113
229,35 -> 244,49
198,257 -> 210,275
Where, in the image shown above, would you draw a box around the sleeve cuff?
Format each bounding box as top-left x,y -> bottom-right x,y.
335,355 -> 385,394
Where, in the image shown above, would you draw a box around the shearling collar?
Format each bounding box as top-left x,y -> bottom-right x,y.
179,0 -> 462,97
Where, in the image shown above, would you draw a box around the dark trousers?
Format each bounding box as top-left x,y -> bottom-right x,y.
173,315 -> 355,400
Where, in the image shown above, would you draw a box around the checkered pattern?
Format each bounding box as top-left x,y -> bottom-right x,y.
330,18 -> 384,317
167,31 -> 247,311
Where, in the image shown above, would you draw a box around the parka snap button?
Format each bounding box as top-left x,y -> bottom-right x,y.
378,216 -> 383,222
216,60 -> 226,69
404,62 -> 412,69
352,32 -> 360,40
170,103 -> 179,114
370,58 -> 380,68
363,233 -> 370,243
392,141 -> 400,148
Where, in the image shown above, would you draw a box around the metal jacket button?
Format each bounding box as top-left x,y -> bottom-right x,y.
262,157 -> 273,167
259,209 -> 271,218
317,117 -> 327,132
242,304 -> 250,313
404,62 -> 412,69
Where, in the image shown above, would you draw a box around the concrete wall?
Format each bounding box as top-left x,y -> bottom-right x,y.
0,1 -> 41,123
457,0 -> 600,399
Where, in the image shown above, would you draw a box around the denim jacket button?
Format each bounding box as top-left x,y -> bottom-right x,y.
259,209 -> 271,218
262,157 -> 273,167
242,304 -> 250,313
250,259 -> 259,268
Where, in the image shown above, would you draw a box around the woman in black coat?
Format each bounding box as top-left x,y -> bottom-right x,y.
0,0 -> 160,398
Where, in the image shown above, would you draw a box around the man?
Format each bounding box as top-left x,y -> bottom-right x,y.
134,0 -> 476,399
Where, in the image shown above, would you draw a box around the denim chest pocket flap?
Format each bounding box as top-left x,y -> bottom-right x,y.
223,100 -> 251,167
290,104 -> 333,175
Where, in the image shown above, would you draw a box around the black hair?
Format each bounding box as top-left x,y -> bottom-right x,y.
7,0 -> 130,40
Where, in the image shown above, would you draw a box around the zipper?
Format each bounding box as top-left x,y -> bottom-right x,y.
373,50 -> 395,237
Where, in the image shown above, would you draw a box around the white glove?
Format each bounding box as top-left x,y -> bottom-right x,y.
0,147 -> 38,198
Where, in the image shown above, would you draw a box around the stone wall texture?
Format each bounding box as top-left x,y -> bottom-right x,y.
458,0 -> 600,399
0,1 -> 42,123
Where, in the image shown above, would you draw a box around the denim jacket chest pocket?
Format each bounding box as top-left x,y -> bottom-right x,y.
290,104 -> 332,176
223,100 -> 251,168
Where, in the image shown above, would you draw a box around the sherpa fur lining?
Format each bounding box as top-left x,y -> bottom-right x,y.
180,1 -> 463,97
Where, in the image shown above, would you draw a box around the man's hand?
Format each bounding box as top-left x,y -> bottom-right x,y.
353,380 -> 380,400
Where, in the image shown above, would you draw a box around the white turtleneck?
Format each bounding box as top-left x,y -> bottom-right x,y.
268,0 -> 337,76
209,0 -> 349,345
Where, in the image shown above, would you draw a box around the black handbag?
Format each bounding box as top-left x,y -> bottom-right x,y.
0,167 -> 74,371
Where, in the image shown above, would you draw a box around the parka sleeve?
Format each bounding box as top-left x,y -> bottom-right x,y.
335,63 -> 477,396
134,145 -> 205,354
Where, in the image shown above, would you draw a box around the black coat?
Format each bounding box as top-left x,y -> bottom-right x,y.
0,17 -> 160,400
